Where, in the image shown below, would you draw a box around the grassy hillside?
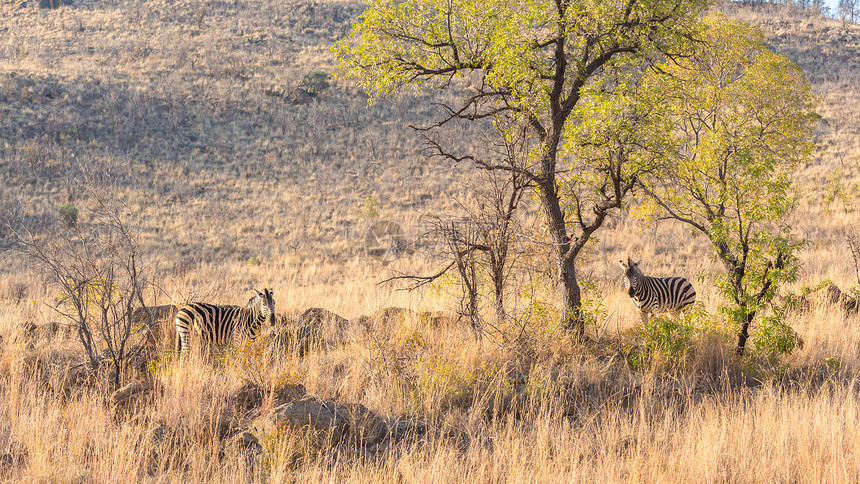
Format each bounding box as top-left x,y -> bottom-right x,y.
1,0 -> 860,480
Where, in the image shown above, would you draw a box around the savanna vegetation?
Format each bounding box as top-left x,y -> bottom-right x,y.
1,0 -> 860,481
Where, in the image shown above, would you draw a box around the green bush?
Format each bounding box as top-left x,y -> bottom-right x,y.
633,315 -> 695,368
413,357 -> 479,412
59,203 -> 78,228
361,195 -> 379,218
752,314 -> 801,365
300,69 -> 330,95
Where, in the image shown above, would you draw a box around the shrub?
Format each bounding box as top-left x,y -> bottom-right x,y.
59,203 -> 78,228
361,195 -> 379,219
751,314 -> 801,365
632,315 -> 695,369
414,357 -> 478,412
299,69 -> 330,96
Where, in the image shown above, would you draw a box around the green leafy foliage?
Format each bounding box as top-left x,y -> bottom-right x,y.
637,13 -> 815,353
59,202 -> 78,228
361,195 -> 379,218
299,69 -> 331,96
630,315 -> 694,368
333,0 -> 710,333
334,0 -> 707,106
751,314 -> 801,365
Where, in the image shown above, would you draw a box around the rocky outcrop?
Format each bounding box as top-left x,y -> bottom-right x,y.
356,307 -> 459,330
107,379 -> 161,415
132,305 -> 179,345
250,399 -> 387,448
232,380 -> 307,414
778,284 -> 860,314
267,307 -> 351,356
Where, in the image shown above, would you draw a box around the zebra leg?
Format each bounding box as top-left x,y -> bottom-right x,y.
178,331 -> 191,357
175,326 -> 185,356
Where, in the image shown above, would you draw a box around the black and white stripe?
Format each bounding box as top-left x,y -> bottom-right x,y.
619,258 -> 696,324
175,288 -> 275,354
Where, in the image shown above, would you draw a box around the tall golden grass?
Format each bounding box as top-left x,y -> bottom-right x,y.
1,0 -> 860,480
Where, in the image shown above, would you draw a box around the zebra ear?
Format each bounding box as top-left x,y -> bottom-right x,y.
253,289 -> 264,299
618,260 -> 627,269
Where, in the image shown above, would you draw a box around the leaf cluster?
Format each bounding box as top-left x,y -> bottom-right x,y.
638,13 -> 815,332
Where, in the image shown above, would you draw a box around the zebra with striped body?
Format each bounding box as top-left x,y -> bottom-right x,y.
175,288 -> 275,354
619,258 -> 696,324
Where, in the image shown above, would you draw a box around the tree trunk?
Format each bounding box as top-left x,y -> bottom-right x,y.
537,149 -> 585,337
559,254 -> 584,336
736,311 -> 756,355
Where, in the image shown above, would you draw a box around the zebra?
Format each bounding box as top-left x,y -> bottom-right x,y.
175,288 -> 275,355
619,258 -> 696,324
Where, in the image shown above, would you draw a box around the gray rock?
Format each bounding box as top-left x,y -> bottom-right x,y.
108,379 -> 159,415
251,398 -> 388,448
268,307 -> 351,356
339,402 -> 388,445
251,398 -> 348,448
233,431 -> 262,453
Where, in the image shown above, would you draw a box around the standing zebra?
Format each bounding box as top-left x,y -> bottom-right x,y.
619,258 -> 696,324
175,288 -> 275,355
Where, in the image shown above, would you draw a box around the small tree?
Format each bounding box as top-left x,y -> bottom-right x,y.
639,13 -> 816,355
13,172 -> 152,386
838,0 -> 858,26
384,122 -> 533,338
334,0 -> 708,335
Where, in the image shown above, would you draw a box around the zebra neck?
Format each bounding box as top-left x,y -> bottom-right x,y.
249,309 -> 266,332
239,306 -> 265,335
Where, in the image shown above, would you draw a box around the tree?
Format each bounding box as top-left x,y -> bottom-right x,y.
13,169 -> 153,386
334,0 -> 708,335
638,13 -> 816,355
385,120 -> 534,339
838,0 -> 858,26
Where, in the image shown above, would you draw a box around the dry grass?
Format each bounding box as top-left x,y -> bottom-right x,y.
1,0 -> 860,481
3,283 -> 860,481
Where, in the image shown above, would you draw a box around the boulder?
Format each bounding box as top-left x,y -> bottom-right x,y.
39,321 -> 67,339
267,307 -> 351,355
251,399 -> 348,448
108,379 -> 160,414
776,284 -> 860,314
233,381 -> 266,412
250,398 -> 388,448
38,0 -> 69,9
273,383 -> 307,406
357,307 -> 457,329
13,321 -> 37,349
389,418 -> 427,443
339,402 -> 387,445
419,311 -> 459,328
823,285 -> 860,313
132,305 -> 179,345
298,307 -> 351,351
232,430 -> 262,457
232,380 -> 306,414
0,442 -> 27,473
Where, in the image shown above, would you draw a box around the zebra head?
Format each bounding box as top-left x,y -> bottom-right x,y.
618,258 -> 642,297
251,288 -> 276,326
